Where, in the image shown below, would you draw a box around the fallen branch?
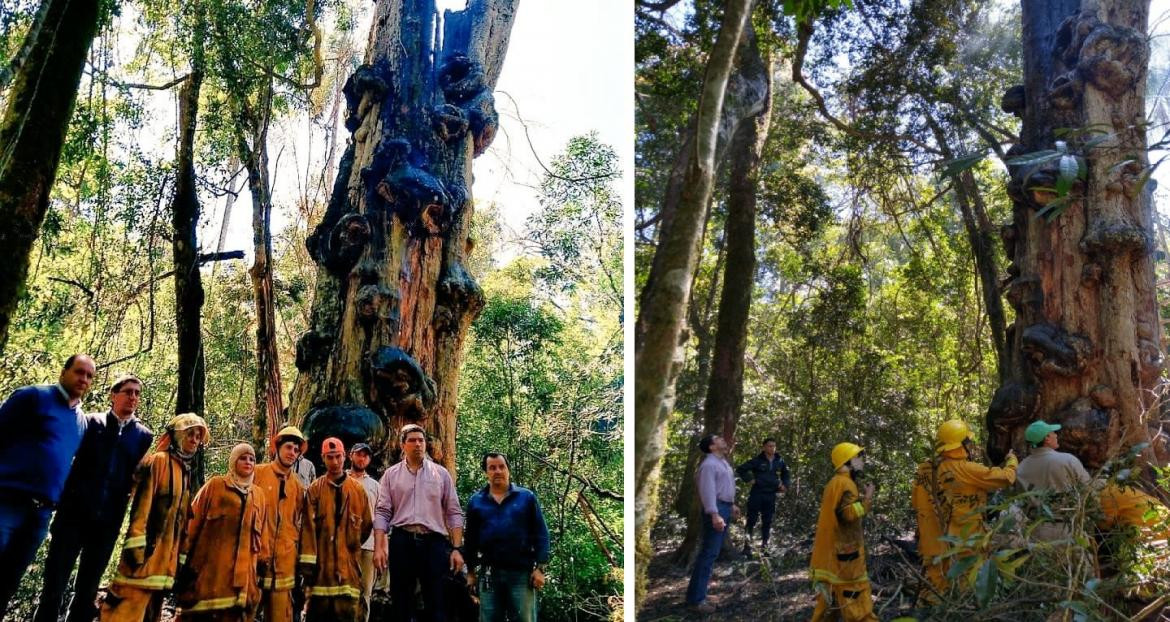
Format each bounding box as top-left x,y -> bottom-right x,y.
520,447 -> 623,502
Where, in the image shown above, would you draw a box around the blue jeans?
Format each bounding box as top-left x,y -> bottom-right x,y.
0,499 -> 52,616
685,501 -> 732,605
478,568 -> 536,622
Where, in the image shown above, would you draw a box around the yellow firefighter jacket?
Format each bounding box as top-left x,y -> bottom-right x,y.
936,448 -> 1017,541
300,474 -> 373,600
177,475 -> 266,613
110,450 -> 196,591
255,462 -> 306,592
810,471 -> 871,586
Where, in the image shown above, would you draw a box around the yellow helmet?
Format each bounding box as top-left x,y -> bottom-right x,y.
831,442 -> 864,470
936,419 -> 974,453
271,425 -> 308,455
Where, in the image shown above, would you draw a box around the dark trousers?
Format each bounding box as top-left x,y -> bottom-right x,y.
388,529 -> 449,622
685,501 -> 731,605
34,513 -> 123,622
0,500 -> 52,617
745,492 -> 777,545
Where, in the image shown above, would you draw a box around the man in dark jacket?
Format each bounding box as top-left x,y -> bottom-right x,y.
0,354 -> 95,616
33,373 -> 153,622
736,438 -> 790,553
464,452 -> 550,622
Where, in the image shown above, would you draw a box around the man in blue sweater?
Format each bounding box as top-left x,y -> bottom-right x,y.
34,373 -> 153,622
0,353 -> 95,616
464,452 -> 550,622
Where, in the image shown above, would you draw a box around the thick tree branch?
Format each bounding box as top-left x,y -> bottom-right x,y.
521,448 -> 623,502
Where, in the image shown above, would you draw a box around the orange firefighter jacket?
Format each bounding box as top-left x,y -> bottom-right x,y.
300,474 -> 373,600
176,476 -> 266,613
810,471 -> 872,586
936,448 -> 1017,540
110,450 -> 196,591
912,460 -> 946,561
255,462 -> 307,592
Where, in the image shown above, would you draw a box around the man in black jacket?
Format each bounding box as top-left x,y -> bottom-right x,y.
735,438 -> 790,553
33,374 -> 154,622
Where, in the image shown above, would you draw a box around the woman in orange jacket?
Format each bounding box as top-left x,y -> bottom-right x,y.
810,442 -> 877,622
175,443 -> 266,621
101,414 -> 209,622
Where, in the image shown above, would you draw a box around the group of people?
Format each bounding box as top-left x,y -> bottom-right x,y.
0,354 -> 552,622
685,420 -> 1170,620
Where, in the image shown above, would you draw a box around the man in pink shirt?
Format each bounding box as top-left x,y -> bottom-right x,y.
372,424 -> 464,622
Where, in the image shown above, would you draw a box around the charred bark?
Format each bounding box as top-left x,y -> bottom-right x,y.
633,0 -> 754,606
0,0 -> 102,354
288,0 -> 516,477
174,69 -> 207,416
989,0 -> 1163,468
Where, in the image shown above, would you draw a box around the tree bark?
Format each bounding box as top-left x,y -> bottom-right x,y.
173,68 -> 207,416
633,0 -> 753,607
232,81 -> 285,449
989,0 -> 1163,468
287,0 -> 517,477
673,47 -> 774,565
0,0 -> 102,354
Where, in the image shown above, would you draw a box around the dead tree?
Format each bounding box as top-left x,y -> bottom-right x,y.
287,0 -> 518,476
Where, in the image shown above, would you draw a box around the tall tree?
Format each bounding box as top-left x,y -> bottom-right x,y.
287,0 -> 518,475
988,0 -> 1163,467
0,0 -> 103,353
173,0 -> 209,416
633,0 -> 753,604
673,36 -> 774,564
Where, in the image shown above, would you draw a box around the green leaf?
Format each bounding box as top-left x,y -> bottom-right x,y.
975,558 -> 998,608
938,152 -> 987,178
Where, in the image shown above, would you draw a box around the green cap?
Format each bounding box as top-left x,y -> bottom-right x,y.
1025,420 -> 1062,444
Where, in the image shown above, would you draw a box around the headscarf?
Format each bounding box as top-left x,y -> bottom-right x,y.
227,443 -> 256,494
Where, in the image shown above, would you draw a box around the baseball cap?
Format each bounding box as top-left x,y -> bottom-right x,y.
322,437 -> 346,456
1024,420 -> 1062,444
351,442 -> 372,455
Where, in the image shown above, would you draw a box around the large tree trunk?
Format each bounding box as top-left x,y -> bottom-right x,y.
0,0 -> 102,354
287,0 -> 517,476
673,48 -> 774,565
174,68 -> 207,416
633,0 -> 753,607
989,0 -> 1164,468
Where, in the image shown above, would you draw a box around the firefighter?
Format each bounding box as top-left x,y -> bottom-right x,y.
299,437 -> 373,622
810,442 -> 877,622
176,443 -> 266,621
934,419 -> 1016,587
254,426 -> 309,622
100,413 -> 210,622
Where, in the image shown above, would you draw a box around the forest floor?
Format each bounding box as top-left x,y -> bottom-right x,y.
639,519 -> 928,622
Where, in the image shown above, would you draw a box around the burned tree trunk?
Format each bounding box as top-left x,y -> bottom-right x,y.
633,0 -> 753,605
673,49 -> 773,565
0,0 -> 102,354
174,69 -> 207,416
989,0 -> 1164,468
287,0 -> 517,476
